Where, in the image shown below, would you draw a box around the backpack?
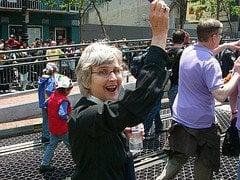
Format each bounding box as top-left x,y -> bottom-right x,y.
167,47 -> 183,86
128,51 -> 147,79
128,49 -> 172,92
167,47 -> 183,69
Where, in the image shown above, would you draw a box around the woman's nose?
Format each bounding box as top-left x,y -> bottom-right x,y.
108,71 -> 118,79
109,71 -> 117,78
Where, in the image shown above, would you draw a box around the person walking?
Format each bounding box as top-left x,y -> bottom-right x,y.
167,29 -> 185,114
39,75 -> 73,172
157,19 -> 240,180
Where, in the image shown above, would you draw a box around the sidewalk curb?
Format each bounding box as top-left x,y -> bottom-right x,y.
0,122 -> 42,139
0,99 -> 170,138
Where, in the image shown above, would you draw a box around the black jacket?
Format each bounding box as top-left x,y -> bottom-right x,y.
68,46 -> 169,180
167,47 -> 183,86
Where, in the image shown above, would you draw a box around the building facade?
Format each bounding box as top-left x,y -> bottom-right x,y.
86,0 -> 240,39
0,0 -> 80,44
79,0 -> 177,40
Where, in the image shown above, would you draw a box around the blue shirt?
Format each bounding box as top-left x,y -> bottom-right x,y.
58,100 -> 69,121
38,75 -> 56,108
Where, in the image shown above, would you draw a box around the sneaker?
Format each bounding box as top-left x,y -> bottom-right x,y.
39,165 -> 55,173
41,137 -> 50,144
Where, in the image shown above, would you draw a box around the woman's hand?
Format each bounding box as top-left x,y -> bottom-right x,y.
149,0 -> 169,49
124,123 -> 145,140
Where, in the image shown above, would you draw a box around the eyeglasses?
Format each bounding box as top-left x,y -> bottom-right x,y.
92,68 -> 122,78
214,32 -> 223,38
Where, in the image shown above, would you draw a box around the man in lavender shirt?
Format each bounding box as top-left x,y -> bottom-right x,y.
157,19 -> 240,180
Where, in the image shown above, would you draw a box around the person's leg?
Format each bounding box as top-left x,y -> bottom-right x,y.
19,73 -> 24,90
194,127 -> 220,180
41,108 -> 50,143
154,101 -> 163,136
154,92 -> 164,136
21,72 -> 29,91
62,133 -> 71,150
237,130 -> 240,180
156,153 -> 188,180
41,135 -> 59,166
144,92 -> 163,137
168,84 -> 178,115
143,108 -> 155,137
194,156 -> 213,180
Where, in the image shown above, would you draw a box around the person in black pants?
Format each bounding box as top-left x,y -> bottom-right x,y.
167,30 -> 185,114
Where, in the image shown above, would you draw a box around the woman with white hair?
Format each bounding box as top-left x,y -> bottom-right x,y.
68,0 -> 170,179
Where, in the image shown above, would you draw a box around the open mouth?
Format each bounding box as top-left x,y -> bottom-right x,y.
105,85 -> 118,92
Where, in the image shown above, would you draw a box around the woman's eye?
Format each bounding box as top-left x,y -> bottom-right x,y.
99,69 -> 108,76
114,69 -> 121,74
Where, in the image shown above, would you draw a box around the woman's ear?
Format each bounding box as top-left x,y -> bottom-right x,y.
82,83 -> 89,89
82,79 -> 90,90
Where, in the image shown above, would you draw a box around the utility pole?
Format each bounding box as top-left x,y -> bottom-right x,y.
22,0 -> 29,44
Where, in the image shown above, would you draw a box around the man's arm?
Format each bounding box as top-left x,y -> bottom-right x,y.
229,86 -> 238,119
212,73 -> 240,102
213,40 -> 240,55
212,58 -> 240,102
58,100 -> 70,121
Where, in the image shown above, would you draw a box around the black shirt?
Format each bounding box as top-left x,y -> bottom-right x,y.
167,47 -> 183,86
68,46 -> 169,180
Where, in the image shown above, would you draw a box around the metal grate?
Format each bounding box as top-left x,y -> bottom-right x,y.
0,132 -> 41,147
215,107 -> 231,133
135,155 -> 238,180
0,143 -> 75,179
0,105 -> 238,179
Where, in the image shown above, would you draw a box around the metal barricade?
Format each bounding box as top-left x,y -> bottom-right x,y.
1,38 -> 236,94
0,39 -> 153,93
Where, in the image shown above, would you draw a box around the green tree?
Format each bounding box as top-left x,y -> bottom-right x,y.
196,0 -> 239,37
189,0 -> 240,37
212,0 -> 239,37
41,0 -> 111,41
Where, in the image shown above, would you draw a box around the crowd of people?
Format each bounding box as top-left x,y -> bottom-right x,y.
3,0 -> 240,179
0,36 -> 82,92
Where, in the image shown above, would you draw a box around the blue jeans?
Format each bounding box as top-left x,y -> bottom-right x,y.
41,133 -> 70,166
168,84 -> 178,115
144,92 -> 163,135
41,108 -> 50,140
